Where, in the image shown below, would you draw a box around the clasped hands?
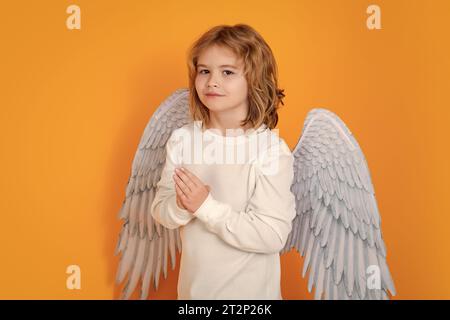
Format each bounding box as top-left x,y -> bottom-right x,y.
173,167 -> 210,214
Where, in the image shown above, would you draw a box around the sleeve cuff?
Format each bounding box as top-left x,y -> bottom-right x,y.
168,196 -> 193,221
193,192 -> 215,222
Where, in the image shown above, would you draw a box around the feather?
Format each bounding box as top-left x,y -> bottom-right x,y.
115,222 -> 129,257
344,230 -> 355,297
355,236 -> 366,299
299,214 -> 311,255
162,227 -> 169,279
320,212 -> 333,247
323,268 -> 331,300
129,193 -> 141,236
325,218 -> 338,268
140,238 -> 155,300
379,254 -> 396,295
154,235 -> 163,290
334,226 -> 346,285
314,204 -> 328,236
138,189 -> 149,237
366,245 -> 381,299
314,251 -> 326,300
302,223 -> 315,277
307,239 -> 321,292
119,195 -> 132,220
123,236 -> 148,299
168,230 -> 179,270
116,231 -> 139,286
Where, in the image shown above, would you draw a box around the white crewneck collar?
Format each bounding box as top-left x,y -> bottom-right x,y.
195,120 -> 268,139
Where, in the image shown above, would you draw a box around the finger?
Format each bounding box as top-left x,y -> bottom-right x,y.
175,183 -> 188,200
180,167 -> 204,187
174,181 -> 182,196
175,168 -> 197,190
173,173 -> 191,195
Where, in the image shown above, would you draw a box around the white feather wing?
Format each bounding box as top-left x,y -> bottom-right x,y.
281,108 -> 396,300
115,88 -> 192,299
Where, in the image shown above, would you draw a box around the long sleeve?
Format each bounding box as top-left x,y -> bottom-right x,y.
150,129 -> 195,229
192,140 -> 297,254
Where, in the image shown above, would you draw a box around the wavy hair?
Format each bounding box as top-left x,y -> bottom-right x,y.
186,24 -> 285,130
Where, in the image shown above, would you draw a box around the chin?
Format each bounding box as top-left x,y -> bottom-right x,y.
202,101 -> 221,109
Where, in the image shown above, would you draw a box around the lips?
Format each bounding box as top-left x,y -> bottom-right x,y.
205,93 -> 224,97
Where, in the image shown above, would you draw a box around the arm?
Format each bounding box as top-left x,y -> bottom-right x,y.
150,129 -> 195,229
193,141 -> 296,254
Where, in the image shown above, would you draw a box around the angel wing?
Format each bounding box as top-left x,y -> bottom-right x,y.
281,108 -> 396,300
114,88 -> 192,299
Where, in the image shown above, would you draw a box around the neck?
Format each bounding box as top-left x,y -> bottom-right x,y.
205,110 -> 253,136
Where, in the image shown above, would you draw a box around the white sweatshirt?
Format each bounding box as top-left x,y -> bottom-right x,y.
150,120 -> 296,300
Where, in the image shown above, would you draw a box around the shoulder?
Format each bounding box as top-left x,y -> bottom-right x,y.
255,130 -> 293,176
260,130 -> 292,158
168,121 -> 196,142
164,123 -> 195,159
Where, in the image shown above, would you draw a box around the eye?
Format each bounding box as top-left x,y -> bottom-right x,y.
197,69 -> 234,75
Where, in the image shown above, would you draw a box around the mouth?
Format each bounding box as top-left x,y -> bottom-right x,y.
205,93 -> 225,97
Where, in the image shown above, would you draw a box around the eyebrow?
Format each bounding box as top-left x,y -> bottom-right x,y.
197,64 -> 238,69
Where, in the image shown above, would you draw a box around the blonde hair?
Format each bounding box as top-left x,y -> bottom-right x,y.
186,24 -> 285,130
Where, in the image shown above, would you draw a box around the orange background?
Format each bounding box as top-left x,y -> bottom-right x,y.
1,0 -> 449,299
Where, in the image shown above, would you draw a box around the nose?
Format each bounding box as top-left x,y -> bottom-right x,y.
206,71 -> 219,88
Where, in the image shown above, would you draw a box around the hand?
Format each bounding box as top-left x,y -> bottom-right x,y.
176,194 -> 187,210
173,167 -> 211,214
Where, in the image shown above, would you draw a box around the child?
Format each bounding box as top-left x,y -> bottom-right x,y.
150,24 -> 296,300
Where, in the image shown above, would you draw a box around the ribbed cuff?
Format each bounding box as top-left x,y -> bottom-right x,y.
193,192 -> 215,222
168,196 -> 193,221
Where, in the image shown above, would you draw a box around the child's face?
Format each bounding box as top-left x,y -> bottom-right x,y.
195,45 -> 248,115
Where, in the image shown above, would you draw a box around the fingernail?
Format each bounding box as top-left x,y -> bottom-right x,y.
181,167 -> 185,171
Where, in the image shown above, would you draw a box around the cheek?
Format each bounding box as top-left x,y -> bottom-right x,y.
194,75 -> 202,89
230,78 -> 248,97
194,78 -> 206,103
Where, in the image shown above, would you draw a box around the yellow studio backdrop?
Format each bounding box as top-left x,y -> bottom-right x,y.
1,0 -> 449,299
